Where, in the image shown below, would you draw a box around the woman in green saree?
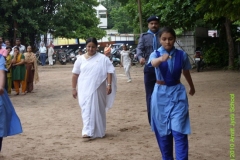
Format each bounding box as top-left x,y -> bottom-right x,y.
11,47 -> 26,95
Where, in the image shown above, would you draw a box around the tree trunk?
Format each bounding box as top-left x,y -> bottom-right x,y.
44,33 -> 48,46
137,0 -> 143,34
29,33 -> 37,52
13,21 -> 18,46
224,18 -> 234,68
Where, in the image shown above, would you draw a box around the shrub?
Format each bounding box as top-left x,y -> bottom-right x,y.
203,43 -> 228,67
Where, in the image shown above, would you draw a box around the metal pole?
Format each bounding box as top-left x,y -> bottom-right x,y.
137,0 -> 143,33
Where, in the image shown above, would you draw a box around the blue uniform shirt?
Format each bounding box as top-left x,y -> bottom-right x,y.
147,46 -> 192,137
136,32 -> 161,63
0,55 -> 7,71
148,46 -> 191,81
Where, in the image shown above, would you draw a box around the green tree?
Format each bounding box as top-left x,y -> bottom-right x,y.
0,0 -> 106,46
52,0 -> 106,40
101,0 -> 121,29
196,0 -> 240,68
120,0 -> 206,33
110,7 -> 134,33
110,0 -> 240,68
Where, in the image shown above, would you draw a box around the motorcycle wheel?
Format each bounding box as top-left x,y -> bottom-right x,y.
197,61 -> 201,72
201,61 -> 205,71
113,62 -> 119,67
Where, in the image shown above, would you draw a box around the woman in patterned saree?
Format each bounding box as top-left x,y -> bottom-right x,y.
11,47 -> 26,95
23,46 -> 39,93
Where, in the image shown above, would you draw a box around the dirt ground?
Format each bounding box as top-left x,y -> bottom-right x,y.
0,63 -> 239,160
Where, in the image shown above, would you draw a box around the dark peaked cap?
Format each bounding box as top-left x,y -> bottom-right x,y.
147,15 -> 159,23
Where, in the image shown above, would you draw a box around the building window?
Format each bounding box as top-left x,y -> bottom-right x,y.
99,14 -> 106,18
99,10 -> 106,14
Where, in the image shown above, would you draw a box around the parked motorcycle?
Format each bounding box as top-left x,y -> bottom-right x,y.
110,48 -> 121,67
52,53 -> 57,64
129,46 -> 139,66
62,48 -> 76,63
64,49 -> 75,63
57,49 -> 67,65
83,48 -> 87,53
69,50 -> 77,64
194,47 -> 204,72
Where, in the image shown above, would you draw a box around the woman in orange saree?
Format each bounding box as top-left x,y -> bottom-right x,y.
23,46 -> 39,93
11,47 -> 26,95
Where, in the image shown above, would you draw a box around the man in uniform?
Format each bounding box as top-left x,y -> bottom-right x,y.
136,15 -> 161,125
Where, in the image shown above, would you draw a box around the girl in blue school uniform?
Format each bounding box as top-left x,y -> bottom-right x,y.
0,54 -> 22,152
148,27 -> 195,160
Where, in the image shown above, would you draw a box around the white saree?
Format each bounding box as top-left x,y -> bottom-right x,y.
72,53 -> 116,138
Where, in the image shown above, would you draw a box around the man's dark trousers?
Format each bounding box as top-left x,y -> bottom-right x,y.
0,137 -> 2,151
144,65 -> 156,125
4,71 -> 8,91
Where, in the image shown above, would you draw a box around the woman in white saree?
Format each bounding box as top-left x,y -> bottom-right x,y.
72,38 -> 116,139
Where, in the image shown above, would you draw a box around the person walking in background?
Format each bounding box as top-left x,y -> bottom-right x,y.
11,47 -> 26,95
39,43 -> 47,66
148,27 -> 195,160
48,44 -> 54,66
136,15 -> 161,125
0,54 -> 23,152
5,46 -> 13,94
120,44 -> 132,82
72,37 -> 116,139
23,46 -> 39,93
11,38 -> 26,56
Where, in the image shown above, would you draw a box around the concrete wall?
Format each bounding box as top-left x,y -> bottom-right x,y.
175,31 -> 195,56
99,18 -> 107,28
174,31 -> 195,64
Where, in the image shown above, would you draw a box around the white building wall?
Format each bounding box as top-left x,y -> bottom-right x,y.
99,18 -> 107,28
174,31 -> 195,64
94,4 -> 107,29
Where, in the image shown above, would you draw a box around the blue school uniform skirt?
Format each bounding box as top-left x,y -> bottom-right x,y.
151,83 -> 191,137
0,89 -> 22,137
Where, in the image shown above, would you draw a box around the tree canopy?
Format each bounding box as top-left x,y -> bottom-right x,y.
106,0 -> 240,68
196,0 -> 240,67
0,0 -> 106,46
1,0 -> 240,67
107,0 -> 207,33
